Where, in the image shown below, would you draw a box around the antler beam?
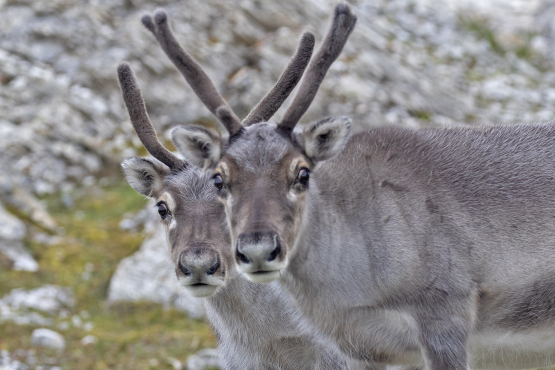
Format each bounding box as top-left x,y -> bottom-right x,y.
117,62 -> 185,170
278,4 -> 357,132
142,10 -> 243,136
242,32 -> 315,126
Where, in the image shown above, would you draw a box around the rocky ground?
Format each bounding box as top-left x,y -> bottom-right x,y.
2,0 -> 555,368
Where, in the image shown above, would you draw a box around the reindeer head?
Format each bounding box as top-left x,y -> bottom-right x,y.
117,64 -> 233,297
137,6 -> 356,283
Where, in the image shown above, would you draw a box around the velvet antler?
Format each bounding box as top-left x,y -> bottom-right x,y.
142,10 -> 244,136
242,32 -> 315,126
278,4 -> 357,132
117,62 -> 185,170
143,9 -> 318,134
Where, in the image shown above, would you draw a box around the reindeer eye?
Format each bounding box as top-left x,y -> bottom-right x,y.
298,168 -> 310,186
213,174 -> 224,191
157,201 -> 169,219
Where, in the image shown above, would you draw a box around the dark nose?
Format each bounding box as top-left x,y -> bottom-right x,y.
236,231 -> 281,265
178,247 -> 221,278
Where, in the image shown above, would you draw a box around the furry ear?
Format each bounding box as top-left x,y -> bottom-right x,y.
122,157 -> 169,198
294,116 -> 351,162
171,125 -> 226,169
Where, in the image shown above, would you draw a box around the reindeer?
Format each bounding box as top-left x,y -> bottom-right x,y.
157,3 -> 555,370
116,10 -> 381,369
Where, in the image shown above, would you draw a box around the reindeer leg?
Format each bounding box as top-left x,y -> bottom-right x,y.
415,296 -> 473,370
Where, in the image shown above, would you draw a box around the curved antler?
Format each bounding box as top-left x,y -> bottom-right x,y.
278,4 -> 357,133
242,32 -> 315,126
117,62 -> 186,171
142,10 -> 243,136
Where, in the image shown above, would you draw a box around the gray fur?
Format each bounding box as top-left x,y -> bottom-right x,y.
117,65 -> 361,369
207,121 -> 555,369
171,125 -> 225,168
278,4 -> 357,132
242,32 -> 315,126
121,157 -> 169,197
122,158 -> 359,370
294,116 -> 352,162
285,124 -> 555,369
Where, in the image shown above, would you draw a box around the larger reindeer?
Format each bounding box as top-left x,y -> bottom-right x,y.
116,10 -> 380,370
159,3 -> 555,370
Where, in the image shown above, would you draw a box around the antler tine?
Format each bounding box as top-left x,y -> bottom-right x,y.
117,62 -> 186,170
142,10 -> 243,136
242,32 -> 316,126
278,4 -> 357,132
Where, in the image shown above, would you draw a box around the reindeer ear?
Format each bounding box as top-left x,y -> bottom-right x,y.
171,125 -> 225,169
294,116 -> 351,162
122,157 -> 169,198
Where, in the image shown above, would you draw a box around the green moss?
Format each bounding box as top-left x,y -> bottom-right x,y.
515,41 -> 533,60
0,180 -> 216,369
466,69 -> 484,82
411,110 -> 431,121
460,16 -> 504,55
460,15 -> 549,73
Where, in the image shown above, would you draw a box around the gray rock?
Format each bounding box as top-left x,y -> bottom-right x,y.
0,286 -> 60,326
119,208 -> 151,231
80,335 -> 98,346
0,241 -> 38,272
0,285 -> 75,314
31,329 -> 65,350
0,204 -> 25,241
0,350 -> 29,370
0,185 -> 56,232
166,357 -> 183,370
0,203 -> 37,272
107,220 -> 204,319
186,348 -> 222,370
0,285 -> 75,326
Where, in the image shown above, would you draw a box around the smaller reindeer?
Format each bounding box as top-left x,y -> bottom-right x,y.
117,11 -> 372,368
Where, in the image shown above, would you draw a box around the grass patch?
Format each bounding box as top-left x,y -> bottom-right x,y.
411,110 -> 431,121
0,179 -> 216,369
459,15 -> 548,72
460,16 -> 504,55
515,35 -> 535,60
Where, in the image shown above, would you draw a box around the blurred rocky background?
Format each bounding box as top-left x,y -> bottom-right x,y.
2,0 -> 555,369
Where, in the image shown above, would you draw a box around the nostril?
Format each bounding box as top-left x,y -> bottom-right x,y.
267,244 -> 281,262
267,234 -> 281,262
206,258 -> 220,275
237,251 -> 250,264
236,239 -> 250,264
179,260 -> 191,276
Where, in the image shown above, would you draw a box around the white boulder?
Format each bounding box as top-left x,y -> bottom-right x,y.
0,204 -> 36,272
0,285 -> 75,314
107,222 -> 204,319
31,329 -> 65,350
